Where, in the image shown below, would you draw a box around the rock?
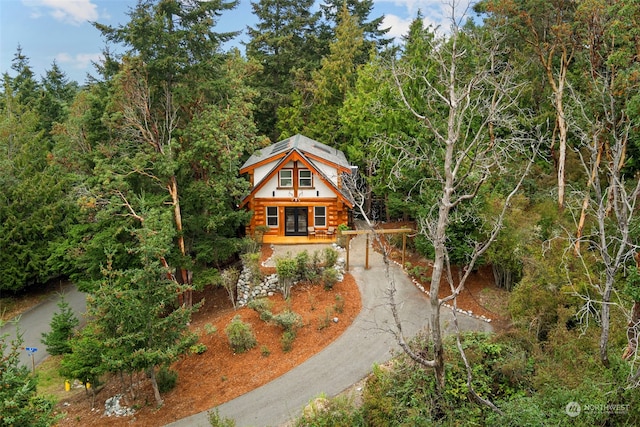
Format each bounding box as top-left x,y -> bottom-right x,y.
103,394 -> 135,417
333,317 -> 339,323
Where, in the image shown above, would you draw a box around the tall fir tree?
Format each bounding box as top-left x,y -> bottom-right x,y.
278,4 -> 363,148
0,53 -> 78,292
246,0 -> 322,141
62,206 -> 198,407
1,325 -> 59,426
82,0 -> 260,301
319,0 -> 391,63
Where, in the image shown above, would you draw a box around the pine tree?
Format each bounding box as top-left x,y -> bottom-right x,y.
246,0 -> 322,140
1,324 -> 59,426
88,0 -> 258,302
278,4 -> 363,147
41,297 -> 79,355
319,0 -> 391,63
77,206 -> 198,407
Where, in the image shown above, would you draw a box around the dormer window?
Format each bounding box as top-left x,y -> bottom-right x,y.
299,169 -> 313,187
279,169 -> 293,187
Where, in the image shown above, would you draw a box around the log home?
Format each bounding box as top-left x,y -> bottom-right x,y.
240,134 -> 355,243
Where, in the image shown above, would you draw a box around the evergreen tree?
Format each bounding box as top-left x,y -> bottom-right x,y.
69,206 -> 198,407
85,0 -> 259,301
0,324 -> 59,426
246,0 -> 321,140
7,46 -> 39,107
41,297 -> 79,355
278,4 -> 363,148
319,0 -> 391,62
0,71 -> 77,292
36,61 -> 78,136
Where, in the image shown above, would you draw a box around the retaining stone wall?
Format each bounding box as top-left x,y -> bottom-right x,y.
236,248 -> 346,307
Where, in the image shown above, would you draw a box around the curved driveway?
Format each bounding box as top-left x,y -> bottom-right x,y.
166,232 -> 493,427
1,281 -> 86,369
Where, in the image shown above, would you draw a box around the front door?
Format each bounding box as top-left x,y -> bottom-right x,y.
285,207 -> 308,236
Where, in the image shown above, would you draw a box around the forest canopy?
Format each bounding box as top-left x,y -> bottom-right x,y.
3,0 -> 640,421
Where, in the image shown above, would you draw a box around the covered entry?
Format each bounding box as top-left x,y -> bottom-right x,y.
285,206 -> 308,236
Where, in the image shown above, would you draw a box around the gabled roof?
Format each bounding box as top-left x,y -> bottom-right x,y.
239,135 -> 355,208
240,134 -> 351,174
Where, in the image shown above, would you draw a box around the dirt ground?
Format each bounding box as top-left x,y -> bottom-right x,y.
51,226 -> 508,426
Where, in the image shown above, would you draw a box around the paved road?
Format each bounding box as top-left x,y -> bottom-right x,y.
1,281 -> 86,369
166,232 -> 493,427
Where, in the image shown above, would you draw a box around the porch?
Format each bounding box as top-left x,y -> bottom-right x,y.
262,234 -> 336,245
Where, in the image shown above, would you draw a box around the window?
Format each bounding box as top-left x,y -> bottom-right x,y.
299,169 -> 313,187
266,206 -> 278,227
279,170 -> 293,187
314,206 -> 326,227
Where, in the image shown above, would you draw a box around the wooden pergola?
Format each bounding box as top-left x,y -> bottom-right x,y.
340,228 -> 413,271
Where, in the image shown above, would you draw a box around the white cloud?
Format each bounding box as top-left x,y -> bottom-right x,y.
382,14 -> 413,40
376,0 -> 475,39
55,52 -> 102,69
23,0 -> 99,25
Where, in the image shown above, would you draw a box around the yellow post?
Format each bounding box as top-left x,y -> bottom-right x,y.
65,380 -> 71,392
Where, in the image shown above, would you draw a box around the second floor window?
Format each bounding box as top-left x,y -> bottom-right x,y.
279,170 -> 293,187
299,169 -> 313,187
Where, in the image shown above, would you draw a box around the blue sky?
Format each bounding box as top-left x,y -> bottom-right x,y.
0,0 -> 473,84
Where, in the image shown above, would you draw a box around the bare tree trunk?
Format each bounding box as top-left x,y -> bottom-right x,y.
575,137 -> 603,255
148,367 -> 164,407
168,175 -> 191,306
623,301 -> 640,360
555,74 -> 568,210
569,63 -> 640,369
600,270 -> 613,367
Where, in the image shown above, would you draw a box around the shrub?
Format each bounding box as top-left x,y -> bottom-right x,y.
248,298 -> 274,321
204,323 -> 217,335
413,233 -> 434,259
190,343 -> 208,354
208,408 -> 236,427
276,256 -> 298,299
295,394 -> 364,426
323,247 -> 339,269
322,268 -> 340,290
260,345 -> 271,357
334,294 -> 345,314
220,267 -> 240,310
295,250 -> 310,281
306,251 -> 323,284
271,310 -> 303,334
318,307 -> 332,330
156,365 -> 178,393
225,315 -> 257,354
240,252 -> 263,287
281,330 -> 296,352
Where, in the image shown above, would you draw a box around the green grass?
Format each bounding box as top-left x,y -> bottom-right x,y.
35,355 -> 78,401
